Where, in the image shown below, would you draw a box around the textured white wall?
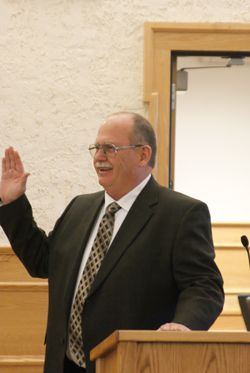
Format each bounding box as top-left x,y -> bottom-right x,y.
1,0 -> 250,243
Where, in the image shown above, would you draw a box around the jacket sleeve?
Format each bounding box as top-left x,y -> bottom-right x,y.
0,194 -> 75,278
171,201 -> 224,330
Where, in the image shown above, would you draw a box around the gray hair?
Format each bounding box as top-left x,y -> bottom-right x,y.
130,112 -> 157,168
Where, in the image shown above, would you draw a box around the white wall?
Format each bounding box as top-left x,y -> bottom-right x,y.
1,0 -> 250,243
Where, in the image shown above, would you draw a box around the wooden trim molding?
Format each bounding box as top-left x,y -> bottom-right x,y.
0,282 -> 48,292
0,355 -> 44,365
144,22 -> 250,187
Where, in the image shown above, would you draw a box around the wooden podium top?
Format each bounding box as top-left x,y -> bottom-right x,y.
90,330 -> 250,361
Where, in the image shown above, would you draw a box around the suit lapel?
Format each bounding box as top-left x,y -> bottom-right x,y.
88,177 -> 159,297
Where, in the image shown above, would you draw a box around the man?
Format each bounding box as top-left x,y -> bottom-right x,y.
0,112 -> 224,373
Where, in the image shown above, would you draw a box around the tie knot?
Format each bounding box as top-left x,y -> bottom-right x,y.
106,202 -> 121,215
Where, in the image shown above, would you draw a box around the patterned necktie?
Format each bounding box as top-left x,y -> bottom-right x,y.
68,202 -> 121,367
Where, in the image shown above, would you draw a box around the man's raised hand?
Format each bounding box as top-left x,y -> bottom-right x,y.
0,147 -> 30,204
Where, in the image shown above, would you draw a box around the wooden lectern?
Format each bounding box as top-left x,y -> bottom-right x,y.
90,330 -> 250,373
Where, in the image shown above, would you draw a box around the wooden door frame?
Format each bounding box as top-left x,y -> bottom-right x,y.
144,22 -> 250,187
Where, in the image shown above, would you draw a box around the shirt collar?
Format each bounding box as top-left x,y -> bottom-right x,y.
104,174 -> 151,212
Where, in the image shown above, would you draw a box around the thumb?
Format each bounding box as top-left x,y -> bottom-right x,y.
21,172 -> 30,188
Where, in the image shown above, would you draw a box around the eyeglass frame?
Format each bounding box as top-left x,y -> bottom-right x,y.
88,143 -> 145,157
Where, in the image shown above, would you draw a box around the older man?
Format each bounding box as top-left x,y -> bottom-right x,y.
0,112 -> 224,373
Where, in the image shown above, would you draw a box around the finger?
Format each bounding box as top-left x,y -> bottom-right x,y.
158,323 -> 180,331
160,325 -> 172,331
157,324 -> 170,331
22,172 -> 30,185
5,147 -> 15,171
2,157 -> 6,174
9,147 -> 16,170
14,150 -> 24,173
4,148 -> 11,171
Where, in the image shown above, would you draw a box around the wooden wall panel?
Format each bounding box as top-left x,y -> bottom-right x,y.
0,284 -> 47,355
0,247 -> 46,283
212,223 -> 250,331
212,223 -> 250,246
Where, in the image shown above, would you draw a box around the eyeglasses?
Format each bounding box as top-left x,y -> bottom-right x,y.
88,143 -> 145,158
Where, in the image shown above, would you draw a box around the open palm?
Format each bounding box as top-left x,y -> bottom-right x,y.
0,147 -> 30,204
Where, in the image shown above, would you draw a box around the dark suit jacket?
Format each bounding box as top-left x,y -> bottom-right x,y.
0,177 -> 224,373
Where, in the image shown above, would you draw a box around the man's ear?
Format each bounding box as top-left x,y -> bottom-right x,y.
139,145 -> 152,166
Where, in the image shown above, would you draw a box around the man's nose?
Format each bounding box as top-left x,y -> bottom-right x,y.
95,147 -> 107,159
